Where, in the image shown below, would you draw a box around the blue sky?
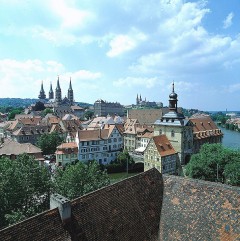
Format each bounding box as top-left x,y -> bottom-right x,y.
0,0 -> 240,111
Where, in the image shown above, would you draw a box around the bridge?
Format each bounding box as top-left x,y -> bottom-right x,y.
129,152 -> 144,164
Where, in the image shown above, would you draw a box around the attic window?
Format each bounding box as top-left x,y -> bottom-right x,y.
159,144 -> 165,151
167,144 -> 172,149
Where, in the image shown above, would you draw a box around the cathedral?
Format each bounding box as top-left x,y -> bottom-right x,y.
38,77 -> 79,118
38,77 -> 74,106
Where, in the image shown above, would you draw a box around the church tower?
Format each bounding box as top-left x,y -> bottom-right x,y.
49,82 -> 54,99
136,94 -> 139,105
55,76 -> 62,104
38,81 -> 46,99
154,82 -> 193,165
68,78 -> 74,105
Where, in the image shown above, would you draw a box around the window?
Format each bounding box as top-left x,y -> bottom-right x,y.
171,130 -> 175,137
159,129 -> 162,135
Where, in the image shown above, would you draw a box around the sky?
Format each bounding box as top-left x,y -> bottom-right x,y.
0,0 -> 240,111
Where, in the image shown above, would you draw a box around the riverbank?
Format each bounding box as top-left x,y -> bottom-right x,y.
218,125 -> 240,149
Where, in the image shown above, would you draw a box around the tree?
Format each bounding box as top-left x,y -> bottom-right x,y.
37,131 -> 63,155
33,101 -> 45,111
42,108 -> 53,117
82,110 -> 94,120
8,108 -> 23,120
0,154 -> 51,229
53,161 -> 110,200
185,143 -> 240,186
115,151 -> 134,167
224,159 -> 240,186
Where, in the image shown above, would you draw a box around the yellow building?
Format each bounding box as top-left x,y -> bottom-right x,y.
144,135 -> 177,174
154,83 -> 193,165
55,142 -> 78,167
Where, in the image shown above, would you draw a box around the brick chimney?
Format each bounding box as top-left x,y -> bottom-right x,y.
50,194 -> 71,224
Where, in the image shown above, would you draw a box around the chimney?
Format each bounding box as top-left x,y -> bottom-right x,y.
50,194 -> 71,224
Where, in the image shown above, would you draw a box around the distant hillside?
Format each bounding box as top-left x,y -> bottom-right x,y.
0,98 -> 92,108
0,98 -> 38,108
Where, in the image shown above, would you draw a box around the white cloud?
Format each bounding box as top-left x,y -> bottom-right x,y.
129,1 -> 239,79
107,29 -> 147,57
113,76 -> 160,88
0,59 -> 102,99
49,0 -> 95,30
63,70 -> 102,80
107,35 -> 136,57
223,12 -> 234,29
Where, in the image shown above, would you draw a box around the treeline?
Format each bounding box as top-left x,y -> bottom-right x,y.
210,111 -> 229,125
0,98 -> 92,110
0,98 -> 38,108
185,143 -> 240,186
0,154 -> 110,230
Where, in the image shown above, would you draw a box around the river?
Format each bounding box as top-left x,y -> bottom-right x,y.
218,125 -> 240,149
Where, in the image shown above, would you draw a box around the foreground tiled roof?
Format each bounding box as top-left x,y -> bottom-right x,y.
160,175 -> 240,240
0,169 -> 163,241
0,169 -> 239,241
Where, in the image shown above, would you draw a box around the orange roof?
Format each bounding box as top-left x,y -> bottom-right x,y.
57,142 -> 78,149
190,116 -> 223,139
77,129 -> 109,141
152,135 -> 176,157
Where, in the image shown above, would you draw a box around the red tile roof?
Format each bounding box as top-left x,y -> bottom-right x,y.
152,135 -> 176,157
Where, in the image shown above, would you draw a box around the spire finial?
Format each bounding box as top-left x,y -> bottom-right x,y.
172,81 -> 175,92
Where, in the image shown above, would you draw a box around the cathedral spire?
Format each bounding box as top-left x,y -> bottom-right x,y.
49,82 -> 54,99
38,81 -> 46,99
68,77 -> 74,104
56,76 -> 61,90
55,76 -> 62,104
136,94 -> 139,105
68,77 -> 72,90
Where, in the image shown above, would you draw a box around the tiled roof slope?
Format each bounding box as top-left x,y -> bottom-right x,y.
1,170 -> 239,241
66,169 -> 163,241
0,208 -> 71,240
160,175 -> 240,241
190,115 -> 221,133
0,169 -> 163,241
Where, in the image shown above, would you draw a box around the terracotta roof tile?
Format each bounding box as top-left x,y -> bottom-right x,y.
78,129 -> 109,141
152,135 -> 176,157
0,169 -> 239,240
